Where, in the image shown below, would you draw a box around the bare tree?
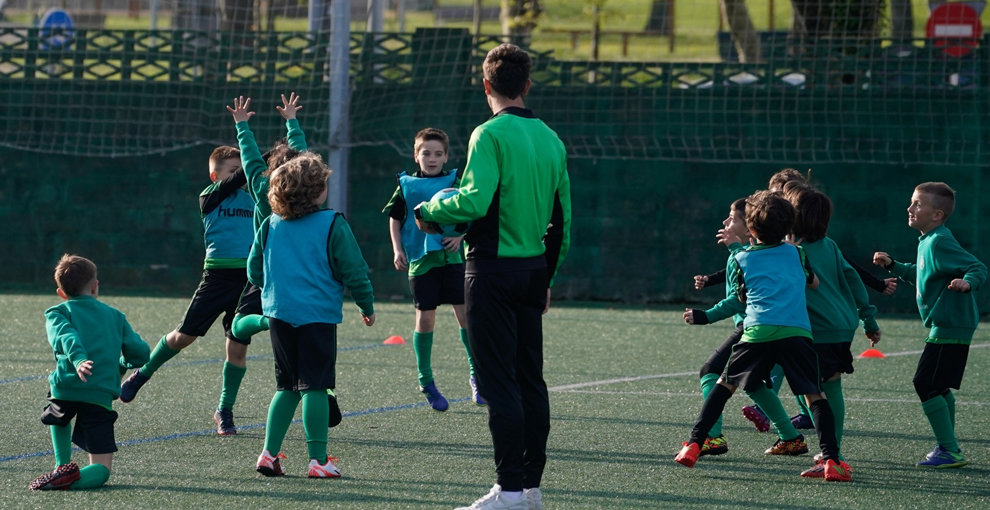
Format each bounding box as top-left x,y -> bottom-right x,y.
790,0 -> 886,39
721,0 -> 762,62
500,0 -> 543,44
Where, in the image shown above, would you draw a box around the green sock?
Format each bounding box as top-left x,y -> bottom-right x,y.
231,313 -> 269,340
218,362 -> 247,411
70,464 -> 110,490
141,336 -> 180,377
51,424 -> 72,466
459,328 -> 476,377
413,331 -> 434,387
769,364 -> 785,394
944,390 -> 956,428
302,390 -> 330,462
793,394 -> 814,420
263,390 -> 301,455
700,373 -> 723,437
746,385 -> 800,441
922,395 -> 960,452
821,378 -> 845,454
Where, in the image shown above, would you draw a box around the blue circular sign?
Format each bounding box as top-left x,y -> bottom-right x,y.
39,8 -> 74,50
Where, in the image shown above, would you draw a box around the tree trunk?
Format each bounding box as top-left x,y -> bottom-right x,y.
721,0 -> 762,63
500,0 -> 543,45
889,0 -> 913,41
220,0 -> 255,32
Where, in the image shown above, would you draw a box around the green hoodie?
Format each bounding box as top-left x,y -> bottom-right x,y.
887,225 -> 987,343
45,295 -> 151,409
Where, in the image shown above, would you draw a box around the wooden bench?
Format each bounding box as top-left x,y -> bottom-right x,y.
434,5 -> 500,24
543,28 -> 668,57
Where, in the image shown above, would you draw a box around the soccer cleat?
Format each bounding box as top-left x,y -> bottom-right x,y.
119,369 -> 150,403
916,445 -> 968,468
256,450 -> 287,477
741,405 -> 771,432
791,412 -> 815,429
213,408 -> 236,435
800,458 -> 826,478
327,390 -> 342,428
765,435 -> 808,456
674,442 -> 701,468
420,382 -> 449,412
307,456 -> 342,478
699,435 -> 728,456
824,459 -> 852,482
454,484 -> 528,510
470,376 -> 487,406
28,463 -> 80,491
524,487 -> 543,510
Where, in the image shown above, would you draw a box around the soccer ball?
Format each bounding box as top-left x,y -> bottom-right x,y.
430,188 -> 471,237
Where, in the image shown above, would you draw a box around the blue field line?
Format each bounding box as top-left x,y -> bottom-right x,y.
0,396 -> 470,464
0,341 -> 393,386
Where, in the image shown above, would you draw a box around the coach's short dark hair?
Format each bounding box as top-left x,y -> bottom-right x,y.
746,190 -> 795,244
483,43 -> 531,100
54,254 -> 97,297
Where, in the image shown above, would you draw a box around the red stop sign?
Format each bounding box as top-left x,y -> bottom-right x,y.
927,3 -> 983,57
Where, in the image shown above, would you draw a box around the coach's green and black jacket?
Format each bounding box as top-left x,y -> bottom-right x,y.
419,107 -> 571,286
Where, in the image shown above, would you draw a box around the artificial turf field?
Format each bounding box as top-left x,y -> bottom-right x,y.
1,294 -> 989,509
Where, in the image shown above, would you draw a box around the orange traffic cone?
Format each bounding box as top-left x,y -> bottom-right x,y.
859,348 -> 885,359
383,335 -> 405,345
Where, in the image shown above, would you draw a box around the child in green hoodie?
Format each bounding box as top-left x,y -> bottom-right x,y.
30,254 -> 151,491
874,181 -> 987,468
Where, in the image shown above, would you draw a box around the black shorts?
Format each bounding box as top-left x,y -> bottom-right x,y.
813,341 -> 854,379
700,323 -> 744,377
40,400 -> 118,454
176,268 -> 248,340
269,319 -> 337,392
914,342 -> 969,391
723,336 -> 822,395
409,263 -> 465,310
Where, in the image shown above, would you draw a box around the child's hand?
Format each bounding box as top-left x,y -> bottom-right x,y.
866,330 -> 881,347
693,274 -> 707,290
716,228 -> 741,247
362,313 -> 376,326
873,251 -> 892,268
276,92 -> 302,121
948,279 -> 972,293
441,236 -> 463,252
784,233 -> 802,246
393,251 -> 408,271
682,308 -> 694,324
882,277 -> 898,295
226,96 -> 255,123
76,360 -> 94,382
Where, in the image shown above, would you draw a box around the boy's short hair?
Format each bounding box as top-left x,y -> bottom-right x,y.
786,186 -> 832,243
414,127 -> 449,154
768,168 -> 807,191
731,197 -> 747,214
483,43 -> 531,100
915,181 -> 956,219
268,153 -> 332,220
745,189 -> 795,244
209,146 -> 240,166
54,254 -> 97,297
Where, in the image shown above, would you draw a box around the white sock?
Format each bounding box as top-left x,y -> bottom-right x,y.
500,490 -> 523,501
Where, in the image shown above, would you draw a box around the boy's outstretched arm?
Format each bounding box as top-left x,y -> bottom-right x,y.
226,96 -> 254,123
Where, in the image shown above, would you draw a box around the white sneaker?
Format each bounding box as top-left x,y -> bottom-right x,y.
524,487 -> 543,510
454,484 -> 528,510
307,456 -> 342,478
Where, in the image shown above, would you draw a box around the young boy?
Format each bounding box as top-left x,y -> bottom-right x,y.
382,127 -> 481,411
784,185 -> 881,473
30,254 -> 150,491
119,145 -> 258,436
874,181 -> 986,468
686,198 -> 809,459
248,153 -> 375,478
675,190 -> 852,482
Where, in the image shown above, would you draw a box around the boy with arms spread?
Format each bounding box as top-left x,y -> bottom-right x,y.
120,145 -> 257,436
30,255 -> 150,490
249,154 -> 375,478
675,190 -> 851,482
874,181 -> 986,468
383,127 -> 482,411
